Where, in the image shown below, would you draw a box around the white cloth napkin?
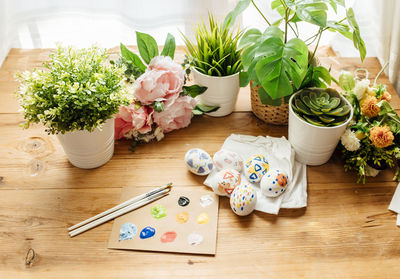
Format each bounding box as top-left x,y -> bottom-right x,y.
388,182 -> 400,227
204,134 -> 307,215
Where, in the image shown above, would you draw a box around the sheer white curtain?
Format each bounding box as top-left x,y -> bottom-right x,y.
0,0 -> 236,65
1,0 -> 400,94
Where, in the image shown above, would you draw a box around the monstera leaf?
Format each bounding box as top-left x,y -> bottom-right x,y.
254,37 -> 308,99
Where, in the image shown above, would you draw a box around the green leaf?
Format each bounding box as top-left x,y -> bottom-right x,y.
239,71 -> 250,87
160,33 -> 176,59
120,43 -> 146,72
257,86 -> 282,106
223,0 -> 251,29
182,85 -> 208,98
195,103 -> 220,113
238,28 -> 262,50
192,109 -> 203,115
255,37 -> 308,99
346,8 -> 366,61
288,2 -> 328,27
136,31 -> 159,64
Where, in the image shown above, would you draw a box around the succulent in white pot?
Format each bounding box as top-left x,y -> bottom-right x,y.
16,45 -> 129,169
288,88 -> 353,165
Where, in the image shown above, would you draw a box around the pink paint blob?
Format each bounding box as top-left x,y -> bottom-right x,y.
160,231 -> 177,243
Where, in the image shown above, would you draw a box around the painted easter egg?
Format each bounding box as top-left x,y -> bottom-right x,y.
184,148 -> 213,176
213,149 -> 243,172
244,154 -> 269,183
230,184 -> 257,216
260,168 -> 289,198
213,169 -> 241,196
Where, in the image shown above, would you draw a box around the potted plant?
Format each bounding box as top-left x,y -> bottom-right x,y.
16,45 -> 129,169
288,88 -> 353,165
182,13 -> 243,117
226,0 -> 365,125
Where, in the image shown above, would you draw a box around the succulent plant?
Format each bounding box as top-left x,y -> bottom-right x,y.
291,88 -> 351,127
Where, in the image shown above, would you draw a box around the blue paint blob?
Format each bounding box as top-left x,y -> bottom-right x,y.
208,163 -> 213,170
119,222 -> 137,242
187,159 -> 194,168
140,226 -> 156,239
198,167 -> 205,174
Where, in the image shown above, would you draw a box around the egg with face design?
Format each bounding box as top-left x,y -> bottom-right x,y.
184,148 -> 213,176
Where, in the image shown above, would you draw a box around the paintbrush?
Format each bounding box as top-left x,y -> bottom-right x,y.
68,183 -> 172,237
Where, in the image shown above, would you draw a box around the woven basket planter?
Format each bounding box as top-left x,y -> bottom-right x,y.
250,81 -> 289,125
250,53 -> 320,125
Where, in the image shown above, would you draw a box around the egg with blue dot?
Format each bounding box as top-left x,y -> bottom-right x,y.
230,184 -> 257,216
260,168 -> 289,198
184,148 -> 213,176
244,154 -> 270,183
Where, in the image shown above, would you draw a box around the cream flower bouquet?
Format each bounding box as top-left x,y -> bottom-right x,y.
338,69 -> 400,183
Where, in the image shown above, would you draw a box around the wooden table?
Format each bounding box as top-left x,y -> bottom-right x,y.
1,48 -> 400,278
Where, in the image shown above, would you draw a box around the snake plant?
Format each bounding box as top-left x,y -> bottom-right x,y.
182,13 -> 242,77
291,88 -> 351,127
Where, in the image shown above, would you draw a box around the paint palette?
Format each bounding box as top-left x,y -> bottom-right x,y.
108,186 -> 219,255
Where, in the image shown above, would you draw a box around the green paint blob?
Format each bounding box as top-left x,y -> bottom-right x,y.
151,204 -> 167,219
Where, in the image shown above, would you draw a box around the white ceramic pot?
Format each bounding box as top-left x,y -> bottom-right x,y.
57,119 -> 115,169
288,91 -> 353,166
192,68 -> 240,117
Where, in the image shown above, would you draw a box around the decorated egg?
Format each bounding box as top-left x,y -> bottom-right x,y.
244,154 -> 269,183
260,168 -> 289,198
230,184 -> 257,216
213,149 -> 243,172
184,148 -> 213,176
213,169 -> 241,196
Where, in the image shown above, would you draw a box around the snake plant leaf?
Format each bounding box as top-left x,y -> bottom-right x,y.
291,88 -> 351,127
255,37 -> 308,99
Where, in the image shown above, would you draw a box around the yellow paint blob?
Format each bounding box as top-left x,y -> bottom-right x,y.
176,212 -> 189,224
196,212 -> 209,224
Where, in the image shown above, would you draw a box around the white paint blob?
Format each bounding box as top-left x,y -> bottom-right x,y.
200,194 -> 214,208
187,232 -> 203,246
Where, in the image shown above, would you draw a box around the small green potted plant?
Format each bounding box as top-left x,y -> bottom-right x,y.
182,13 -> 243,117
225,0 -> 365,124
16,45 -> 129,169
288,88 -> 353,165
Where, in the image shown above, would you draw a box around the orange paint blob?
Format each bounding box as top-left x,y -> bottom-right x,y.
176,212 -> 189,224
160,231 -> 177,243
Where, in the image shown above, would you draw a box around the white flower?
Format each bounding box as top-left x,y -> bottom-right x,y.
341,129 -> 360,151
365,165 -> 380,177
353,79 -> 370,100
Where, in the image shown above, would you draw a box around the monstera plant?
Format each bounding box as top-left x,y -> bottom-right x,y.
291,88 -> 351,127
225,0 -> 366,106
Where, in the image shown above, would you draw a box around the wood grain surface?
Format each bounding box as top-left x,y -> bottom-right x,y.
0,47 -> 399,278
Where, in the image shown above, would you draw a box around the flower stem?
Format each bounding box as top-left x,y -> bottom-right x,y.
251,0 -> 271,26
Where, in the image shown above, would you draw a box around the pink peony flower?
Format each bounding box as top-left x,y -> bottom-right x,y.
115,104 -> 153,139
133,56 -> 184,105
153,96 -> 197,133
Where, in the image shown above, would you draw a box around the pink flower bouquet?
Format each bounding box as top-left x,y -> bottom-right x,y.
114,32 -> 216,145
